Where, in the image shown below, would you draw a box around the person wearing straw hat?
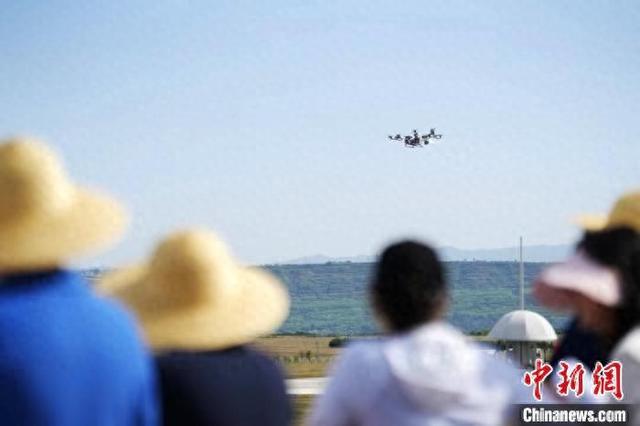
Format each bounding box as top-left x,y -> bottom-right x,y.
99,229 -> 292,426
0,137 -> 158,425
534,190 -> 640,413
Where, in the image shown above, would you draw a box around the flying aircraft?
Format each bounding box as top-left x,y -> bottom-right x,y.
388,128 -> 442,148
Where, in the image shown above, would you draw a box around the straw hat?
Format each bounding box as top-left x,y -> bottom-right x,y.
99,229 -> 290,351
0,137 -> 127,272
577,190 -> 640,233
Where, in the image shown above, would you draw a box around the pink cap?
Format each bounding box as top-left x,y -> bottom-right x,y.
535,251 -> 622,308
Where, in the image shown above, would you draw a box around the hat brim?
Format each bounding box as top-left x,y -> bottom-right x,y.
533,282 -> 582,312
574,214 -> 609,231
535,252 -> 621,308
0,188 -> 127,272
99,264 -> 290,351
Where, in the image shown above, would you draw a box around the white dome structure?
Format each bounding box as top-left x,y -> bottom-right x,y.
487,238 -> 559,368
489,310 -> 558,342
489,309 -> 558,369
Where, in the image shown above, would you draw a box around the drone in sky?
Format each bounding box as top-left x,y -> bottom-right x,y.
388,128 -> 442,148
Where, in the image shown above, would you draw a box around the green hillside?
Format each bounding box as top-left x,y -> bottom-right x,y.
266,261 -> 568,335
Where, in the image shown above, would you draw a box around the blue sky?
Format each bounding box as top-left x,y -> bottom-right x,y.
1,1 -> 639,265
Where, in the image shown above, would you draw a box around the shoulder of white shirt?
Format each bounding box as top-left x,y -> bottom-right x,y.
612,327 -> 640,364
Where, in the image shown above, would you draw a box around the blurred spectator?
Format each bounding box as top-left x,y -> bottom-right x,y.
550,318 -> 610,370
99,229 -> 292,426
535,190 -> 640,411
309,241 -> 530,426
0,137 -> 158,425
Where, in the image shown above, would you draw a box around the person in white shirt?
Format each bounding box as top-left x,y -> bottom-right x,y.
309,240 -> 531,426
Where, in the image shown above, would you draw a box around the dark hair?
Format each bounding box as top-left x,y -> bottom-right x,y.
578,227 -> 640,340
371,240 -> 446,332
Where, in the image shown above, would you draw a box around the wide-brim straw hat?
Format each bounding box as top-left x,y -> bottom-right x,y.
576,190 -> 640,233
98,229 -> 290,351
0,137 -> 127,272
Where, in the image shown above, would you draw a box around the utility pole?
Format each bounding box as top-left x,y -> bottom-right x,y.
519,236 -> 524,310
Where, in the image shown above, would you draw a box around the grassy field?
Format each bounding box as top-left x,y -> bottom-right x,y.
253,336 -> 342,425
253,335 -> 340,378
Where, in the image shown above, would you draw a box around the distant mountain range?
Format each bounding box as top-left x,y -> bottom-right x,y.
279,244 -> 571,265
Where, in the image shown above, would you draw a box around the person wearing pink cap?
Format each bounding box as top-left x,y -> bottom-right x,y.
535,190 -> 640,412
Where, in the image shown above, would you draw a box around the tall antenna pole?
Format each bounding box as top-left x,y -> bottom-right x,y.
519,236 -> 524,310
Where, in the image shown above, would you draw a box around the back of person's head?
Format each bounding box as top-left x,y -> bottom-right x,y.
371,240 -> 446,333
578,227 -> 640,338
